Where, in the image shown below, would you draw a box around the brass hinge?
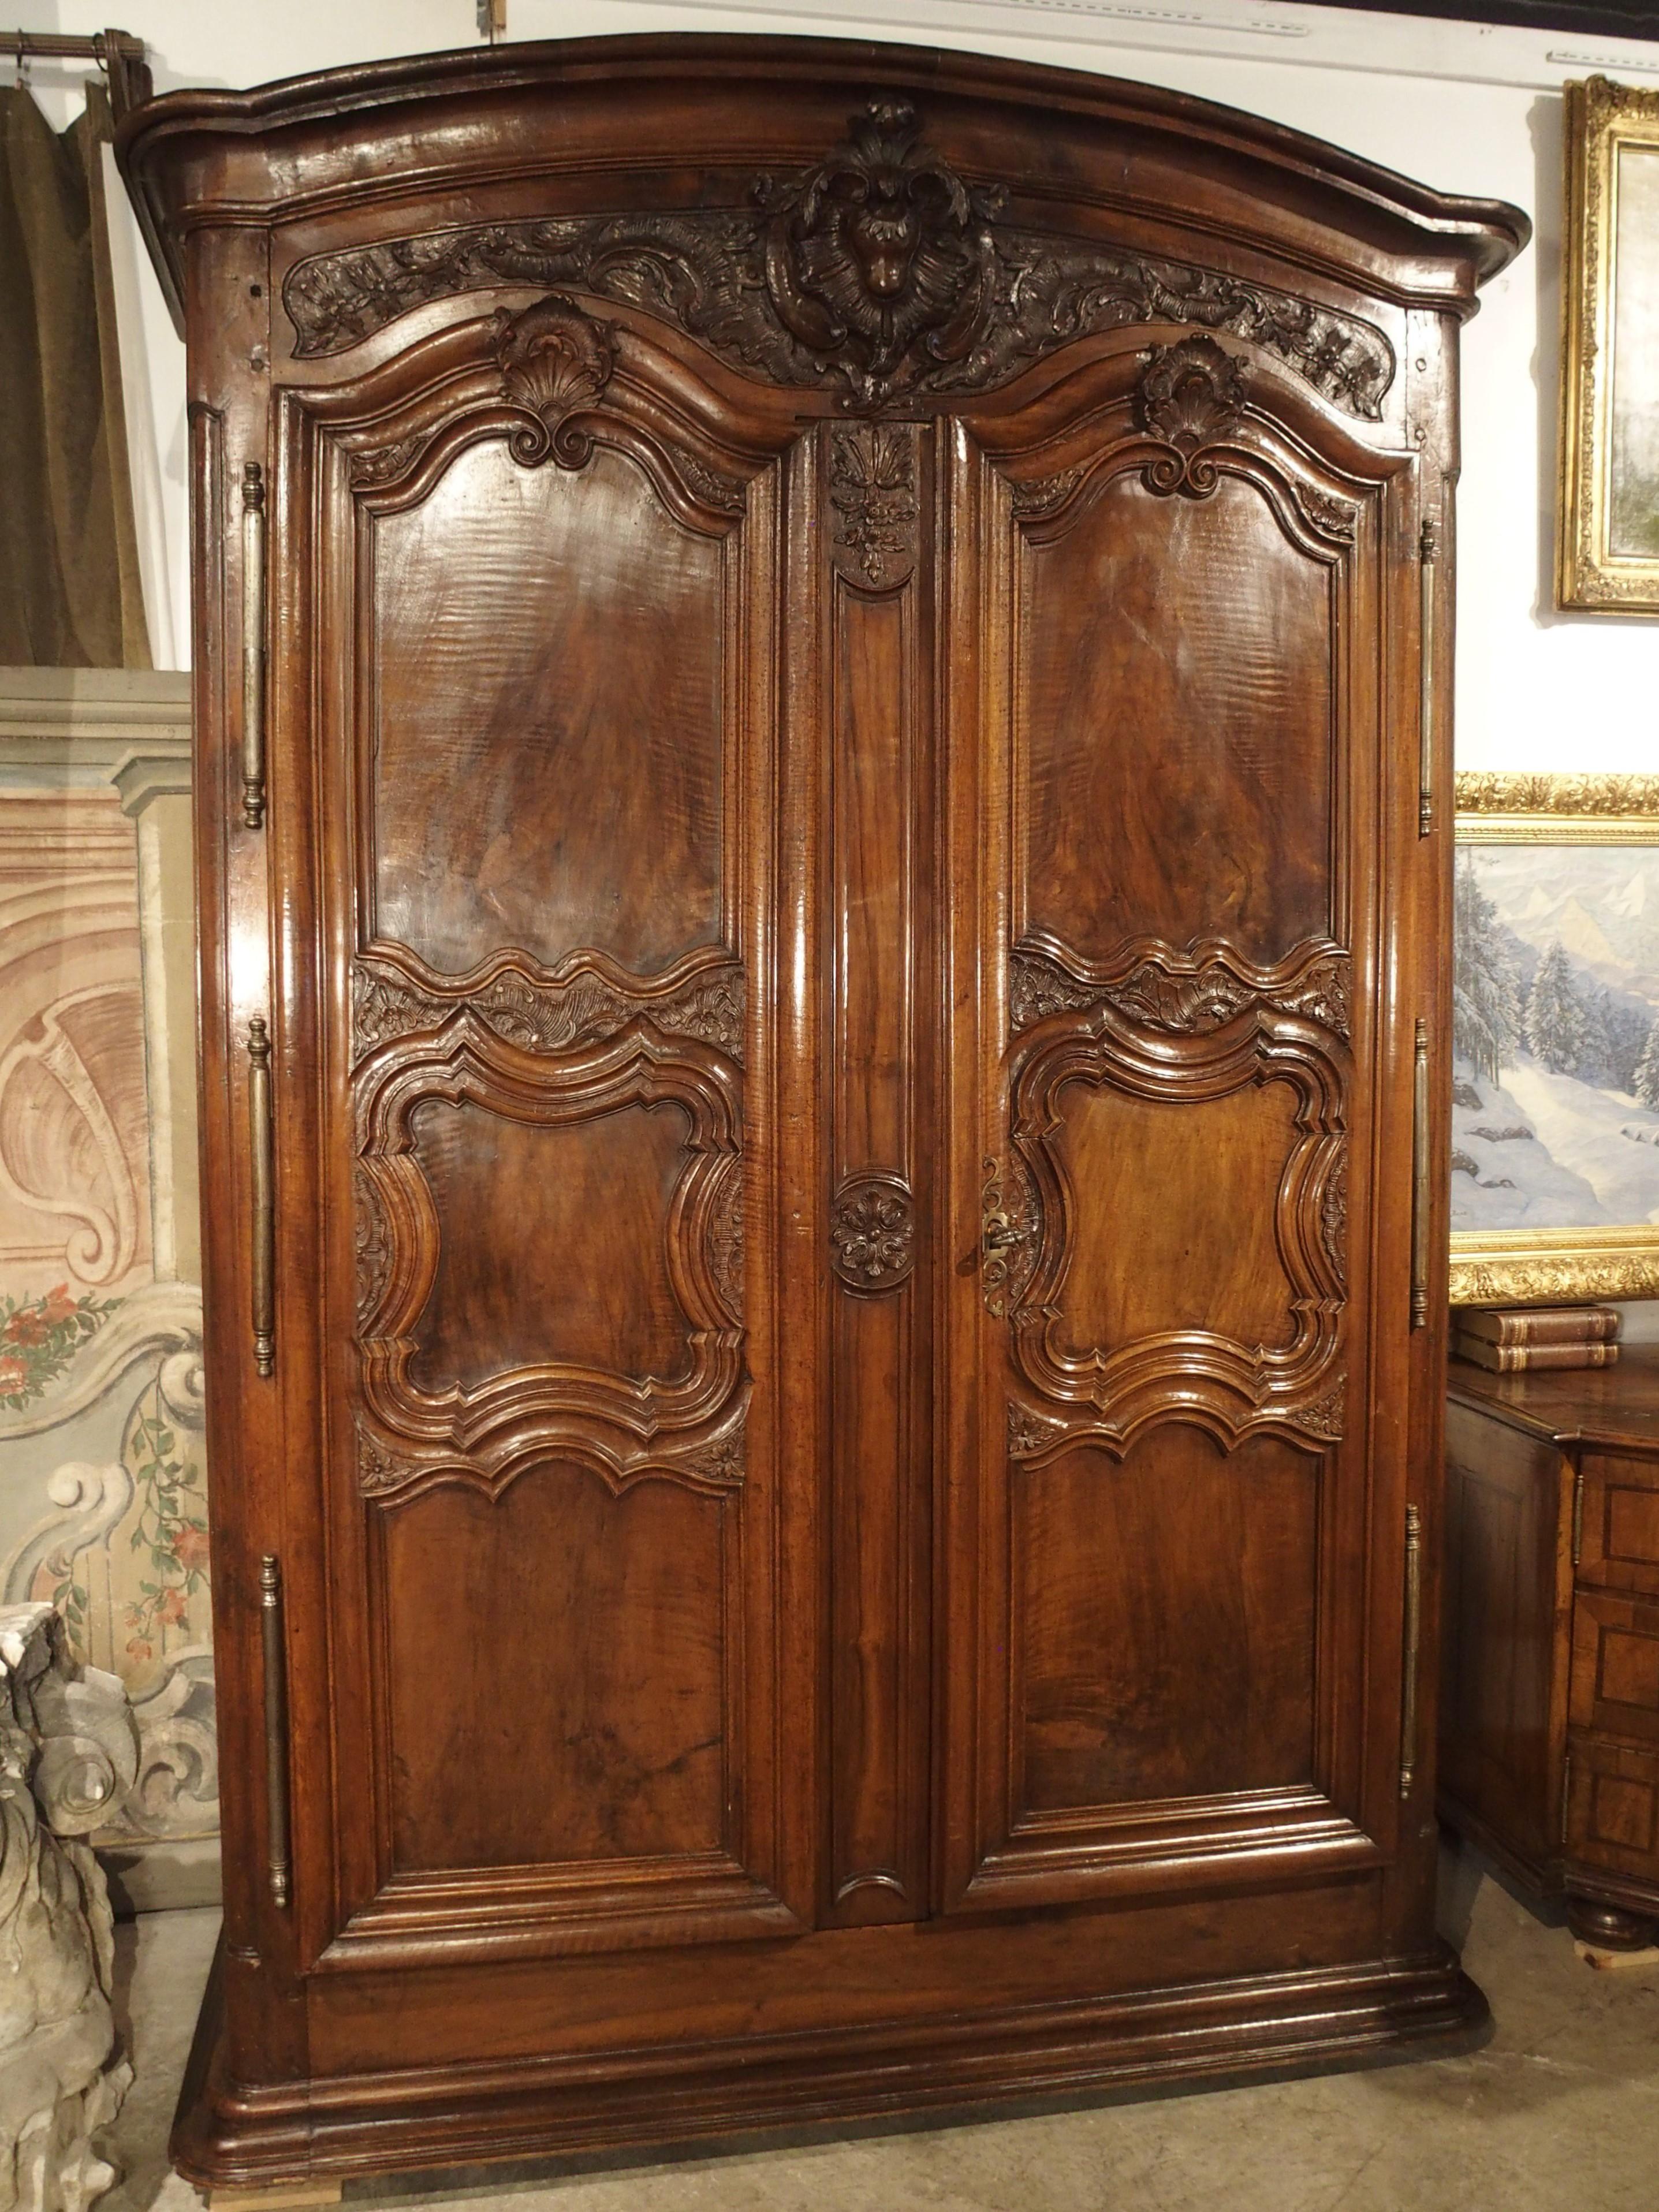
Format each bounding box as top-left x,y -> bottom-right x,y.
1399,1502 -> 1423,1800
1410,1019 -> 1430,1331
247,1018 -> 275,1377
1418,515 -> 1439,838
240,461 -> 267,830
260,1555 -> 292,1909
1572,1465 -> 1586,1568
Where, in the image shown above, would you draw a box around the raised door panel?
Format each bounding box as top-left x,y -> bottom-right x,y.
1438,1404 -> 1570,1860
1565,1733 -> 1659,1883
941,337 -> 1410,1912
1571,1588 -> 1659,1748
272,297 -> 807,1965
1578,1452 -> 1659,1597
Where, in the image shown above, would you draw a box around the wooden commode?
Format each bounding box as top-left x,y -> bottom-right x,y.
1442,1346 -> 1659,1951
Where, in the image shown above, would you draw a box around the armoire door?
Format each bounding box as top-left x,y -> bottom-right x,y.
938,338 -> 1417,1912
268,299 -> 823,1968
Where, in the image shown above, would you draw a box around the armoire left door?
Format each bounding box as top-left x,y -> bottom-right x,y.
264,296 -> 825,1971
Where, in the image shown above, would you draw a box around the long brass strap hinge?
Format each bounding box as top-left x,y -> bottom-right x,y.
1572,1464 -> 1586,1568
248,1017 -> 275,1378
1399,1502 -> 1423,1800
1410,1017 -> 1430,1331
1418,515 -> 1439,839
260,1554 -> 292,1910
241,461 -> 267,830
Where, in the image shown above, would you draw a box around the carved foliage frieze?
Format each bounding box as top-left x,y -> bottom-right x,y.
1009,942 -> 1351,1043
282,107 -> 1395,419
352,960 -> 745,1068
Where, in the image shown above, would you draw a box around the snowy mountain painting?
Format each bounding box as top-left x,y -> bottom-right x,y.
1452,844 -> 1659,1234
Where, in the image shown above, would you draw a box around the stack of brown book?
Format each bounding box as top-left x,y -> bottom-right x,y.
1452,1304 -> 1621,1374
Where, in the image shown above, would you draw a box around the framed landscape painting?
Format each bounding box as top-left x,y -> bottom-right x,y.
1452,773 -> 1659,1305
1559,76 -> 1659,612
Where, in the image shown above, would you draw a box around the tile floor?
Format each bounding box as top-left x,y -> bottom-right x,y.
106,1849 -> 1659,2212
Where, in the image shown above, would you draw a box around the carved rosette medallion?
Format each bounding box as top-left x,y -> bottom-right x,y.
282,114 -> 1394,420
829,425 -> 919,587
1136,336 -> 1248,496
829,1174 -> 916,1293
492,292 -> 616,467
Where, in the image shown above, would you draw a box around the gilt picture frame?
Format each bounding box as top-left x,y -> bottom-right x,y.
1558,76 -> 1659,613
1451,772 -> 1659,1307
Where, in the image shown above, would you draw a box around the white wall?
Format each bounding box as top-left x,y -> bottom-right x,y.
14,0 -> 1659,774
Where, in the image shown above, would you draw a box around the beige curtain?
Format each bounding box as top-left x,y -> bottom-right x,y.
0,80 -> 150,667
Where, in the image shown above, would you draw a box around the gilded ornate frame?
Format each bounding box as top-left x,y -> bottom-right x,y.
1558,76 -> 1659,613
1451,771 -> 1659,1306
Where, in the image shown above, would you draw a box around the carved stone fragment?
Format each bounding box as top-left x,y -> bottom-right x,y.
282,128 -> 1394,421
0,1605 -> 135,2212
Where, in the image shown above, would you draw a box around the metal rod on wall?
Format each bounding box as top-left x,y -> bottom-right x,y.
5,28 -> 151,118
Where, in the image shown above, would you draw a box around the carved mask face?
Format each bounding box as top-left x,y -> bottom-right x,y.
836,166 -> 924,301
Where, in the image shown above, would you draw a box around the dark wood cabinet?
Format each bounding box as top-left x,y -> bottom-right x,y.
1442,1348 -> 1659,1951
118,34 -> 1525,2187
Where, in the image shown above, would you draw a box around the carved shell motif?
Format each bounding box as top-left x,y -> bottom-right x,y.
493,292 -> 616,467
1136,335 -> 1248,496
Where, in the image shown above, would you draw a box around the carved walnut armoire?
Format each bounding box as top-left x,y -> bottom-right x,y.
118,35 -> 1526,2187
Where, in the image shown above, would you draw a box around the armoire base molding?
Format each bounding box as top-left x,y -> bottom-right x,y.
172,1939 -> 1487,2189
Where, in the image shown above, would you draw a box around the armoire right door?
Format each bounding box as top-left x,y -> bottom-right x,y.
937,333 -> 1418,1915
